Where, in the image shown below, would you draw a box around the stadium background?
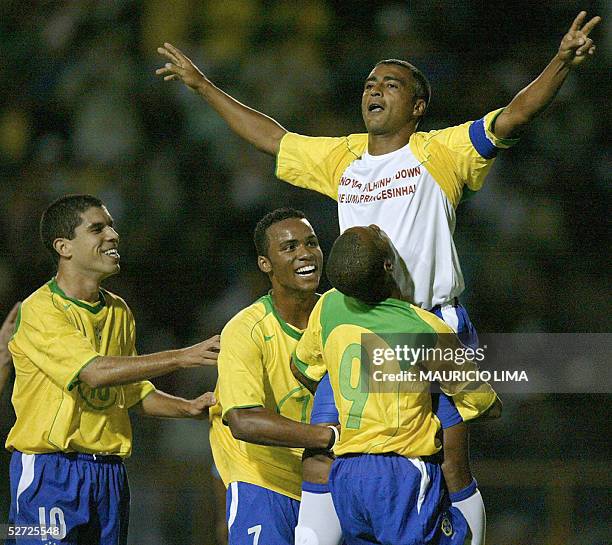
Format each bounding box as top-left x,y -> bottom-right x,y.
0,1 -> 609,543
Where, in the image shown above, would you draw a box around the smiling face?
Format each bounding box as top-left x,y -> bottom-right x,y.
55,206 -> 121,281
361,63 -> 425,136
258,217 -> 323,295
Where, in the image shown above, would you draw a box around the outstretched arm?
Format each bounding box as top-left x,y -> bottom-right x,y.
78,335 -> 220,388
494,11 -> 601,139
156,43 -> 287,155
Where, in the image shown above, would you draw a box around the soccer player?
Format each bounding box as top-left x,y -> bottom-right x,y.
6,194 -> 220,545
208,208 -> 340,545
292,225 -> 501,545
0,303 -> 19,396
156,11 -> 600,544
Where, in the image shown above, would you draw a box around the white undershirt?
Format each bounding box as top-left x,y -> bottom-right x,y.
337,144 -> 463,309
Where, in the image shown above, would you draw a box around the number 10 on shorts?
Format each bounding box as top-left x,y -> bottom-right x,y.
38,506 -> 67,540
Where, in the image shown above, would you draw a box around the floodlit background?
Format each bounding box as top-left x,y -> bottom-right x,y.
0,1 -> 610,543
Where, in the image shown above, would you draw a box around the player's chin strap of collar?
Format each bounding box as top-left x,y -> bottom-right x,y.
326,425 -> 340,450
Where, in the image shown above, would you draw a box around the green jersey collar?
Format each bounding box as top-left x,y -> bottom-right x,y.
48,278 -> 106,314
260,294 -> 303,341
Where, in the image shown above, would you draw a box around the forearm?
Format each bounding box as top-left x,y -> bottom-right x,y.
135,390 -> 193,418
80,349 -> 191,388
195,79 -> 287,155
441,422 -> 473,493
495,55 -> 571,138
228,407 -> 332,449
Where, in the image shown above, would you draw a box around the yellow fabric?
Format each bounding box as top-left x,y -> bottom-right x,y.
210,295 -> 313,500
6,279 -> 154,458
277,133 -> 368,200
410,306 -> 499,422
294,290 -> 497,457
276,108 -> 515,208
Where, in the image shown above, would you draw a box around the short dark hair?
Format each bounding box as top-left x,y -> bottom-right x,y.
253,207 -> 307,257
326,229 -> 393,304
40,194 -> 105,264
375,59 -> 431,122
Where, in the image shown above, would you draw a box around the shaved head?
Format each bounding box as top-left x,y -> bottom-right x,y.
326,227 -> 394,304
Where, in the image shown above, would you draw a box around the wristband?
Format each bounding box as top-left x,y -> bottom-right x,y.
449,478 -> 478,503
326,425 -> 339,450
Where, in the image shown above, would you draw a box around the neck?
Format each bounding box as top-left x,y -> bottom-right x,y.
389,285 -> 410,304
55,268 -> 102,303
270,287 -> 318,330
367,124 -> 416,156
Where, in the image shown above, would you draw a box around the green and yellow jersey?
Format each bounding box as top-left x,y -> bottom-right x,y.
6,278 -> 155,457
209,294 -> 313,500
293,289 -> 497,458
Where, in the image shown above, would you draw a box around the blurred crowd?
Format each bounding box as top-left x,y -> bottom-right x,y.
0,1 -> 609,543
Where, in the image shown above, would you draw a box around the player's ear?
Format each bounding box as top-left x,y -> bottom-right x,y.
53,238 -> 72,260
413,98 -> 426,119
258,255 -> 272,274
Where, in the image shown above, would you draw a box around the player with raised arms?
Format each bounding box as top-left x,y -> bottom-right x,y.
5,194 -> 220,545
156,11 -> 600,544
292,224 -> 502,544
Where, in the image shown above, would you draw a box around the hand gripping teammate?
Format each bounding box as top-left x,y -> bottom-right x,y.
157,12 -> 600,544
5,194 -> 220,545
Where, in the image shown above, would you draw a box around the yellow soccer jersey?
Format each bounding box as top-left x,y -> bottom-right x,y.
293,290 -> 497,458
276,108 -> 518,204
6,278 -> 155,457
209,294 -> 313,500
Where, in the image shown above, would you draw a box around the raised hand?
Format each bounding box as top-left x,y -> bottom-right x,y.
156,42 -> 207,90
557,11 -> 601,68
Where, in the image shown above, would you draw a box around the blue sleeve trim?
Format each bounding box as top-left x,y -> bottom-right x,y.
310,411 -> 340,425
310,373 -> 340,425
432,393 -> 462,429
469,118 -> 498,159
302,480 -> 330,494
449,478 -> 478,503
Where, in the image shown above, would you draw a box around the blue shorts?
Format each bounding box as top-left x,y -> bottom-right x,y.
226,482 -> 299,545
329,454 -> 468,545
311,302 -> 478,428
6,451 -> 129,545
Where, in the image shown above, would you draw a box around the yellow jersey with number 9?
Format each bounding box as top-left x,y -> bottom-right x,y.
210,294 -> 313,500
293,289 -> 497,457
